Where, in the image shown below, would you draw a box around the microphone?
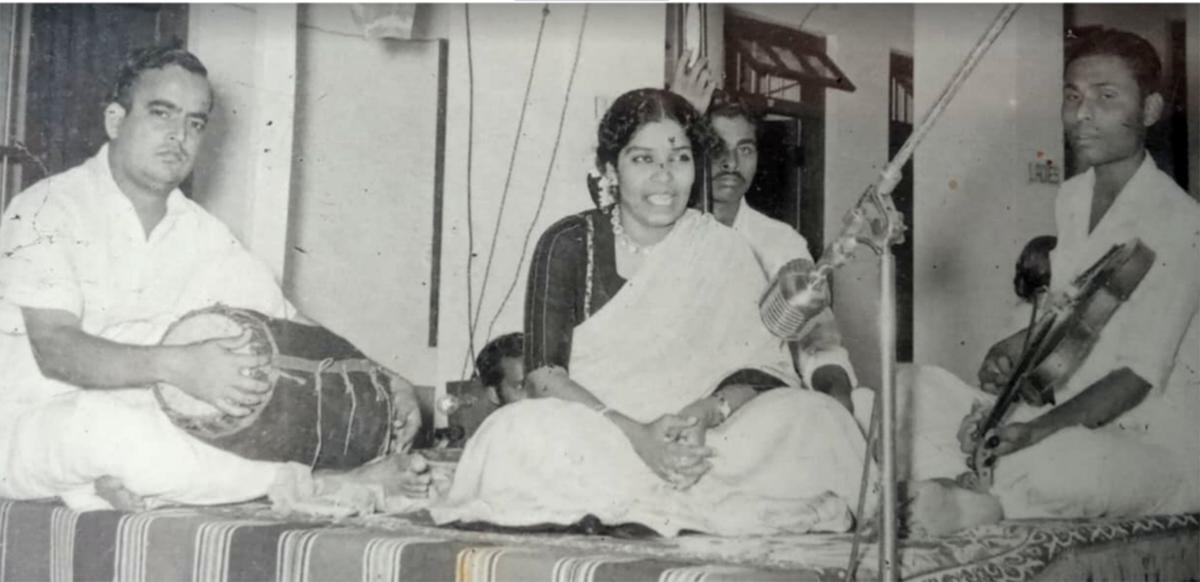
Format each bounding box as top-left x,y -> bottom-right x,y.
757,174 -> 897,342
759,258 -> 831,340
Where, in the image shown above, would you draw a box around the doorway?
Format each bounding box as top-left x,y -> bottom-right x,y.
22,4 -> 187,187
744,118 -> 824,259
723,11 -> 831,259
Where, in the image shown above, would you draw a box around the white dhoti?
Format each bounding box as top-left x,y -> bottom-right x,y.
0,390 -> 295,511
899,364 -> 1199,518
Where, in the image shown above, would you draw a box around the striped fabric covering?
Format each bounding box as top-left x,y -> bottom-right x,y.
0,500 -> 805,582
1,498 -> 1197,582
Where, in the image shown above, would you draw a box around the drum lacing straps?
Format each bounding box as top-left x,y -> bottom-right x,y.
369,367 -> 396,457
270,355 -> 386,461
339,362 -> 357,456
310,357 -> 336,469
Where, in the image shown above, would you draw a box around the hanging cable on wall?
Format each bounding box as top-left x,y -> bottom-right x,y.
462,3 -> 479,377
460,4 -> 553,379
482,5 -> 589,346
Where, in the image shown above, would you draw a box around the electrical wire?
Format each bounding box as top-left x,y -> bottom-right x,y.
482,5 -> 589,345
460,5 -> 554,379
463,4 -> 478,377
462,4 -> 552,378
796,4 -> 820,31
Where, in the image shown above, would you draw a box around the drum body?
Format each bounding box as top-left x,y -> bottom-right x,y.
155,306 -> 394,470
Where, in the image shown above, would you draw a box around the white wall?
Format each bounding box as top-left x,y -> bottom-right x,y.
733,4 -> 914,388
283,5 -> 441,383
912,5 -> 1062,382
187,4 -> 254,236
425,4 -> 667,392
187,4 -> 297,275
184,4 -> 667,396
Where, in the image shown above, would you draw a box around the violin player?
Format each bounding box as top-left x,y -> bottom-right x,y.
896,27 -> 1200,536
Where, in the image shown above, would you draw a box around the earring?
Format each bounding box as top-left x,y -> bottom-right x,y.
588,168 -> 617,208
603,181 -> 618,207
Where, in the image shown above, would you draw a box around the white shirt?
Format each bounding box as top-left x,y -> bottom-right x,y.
729,201 -> 859,388
1042,155 -> 1200,439
0,145 -> 291,408
730,202 -> 813,279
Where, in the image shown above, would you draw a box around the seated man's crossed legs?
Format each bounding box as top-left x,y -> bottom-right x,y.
0,391 -> 284,509
0,389 -> 430,512
894,364 -> 1193,537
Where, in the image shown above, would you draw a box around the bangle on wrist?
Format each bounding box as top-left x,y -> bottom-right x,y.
712,393 -> 732,425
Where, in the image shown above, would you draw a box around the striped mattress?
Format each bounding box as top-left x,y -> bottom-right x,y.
1,498 -> 1197,581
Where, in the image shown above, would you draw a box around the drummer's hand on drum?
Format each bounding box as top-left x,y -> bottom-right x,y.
385,372 -> 423,453
164,329 -> 271,416
392,407 -> 422,454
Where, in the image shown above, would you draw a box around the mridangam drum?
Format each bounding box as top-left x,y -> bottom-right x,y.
155,305 -> 397,470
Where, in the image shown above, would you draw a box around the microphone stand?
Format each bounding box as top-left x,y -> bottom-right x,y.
740,5 -> 1016,580
870,7 -> 1019,580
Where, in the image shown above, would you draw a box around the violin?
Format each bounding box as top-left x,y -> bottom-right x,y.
965,238 -> 1156,489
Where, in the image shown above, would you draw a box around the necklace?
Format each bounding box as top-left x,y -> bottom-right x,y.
610,206 -> 660,255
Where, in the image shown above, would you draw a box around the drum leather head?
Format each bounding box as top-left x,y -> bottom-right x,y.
156,310 -> 270,419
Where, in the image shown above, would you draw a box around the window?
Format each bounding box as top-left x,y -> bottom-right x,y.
724,11 -> 854,118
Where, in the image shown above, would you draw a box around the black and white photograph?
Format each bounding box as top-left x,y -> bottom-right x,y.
0,2 -> 1196,580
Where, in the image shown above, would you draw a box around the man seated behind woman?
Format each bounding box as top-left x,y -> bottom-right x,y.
429,89 -> 872,537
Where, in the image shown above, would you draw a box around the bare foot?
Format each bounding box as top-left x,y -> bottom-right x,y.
94,476 -> 146,511
317,453 -> 432,499
902,478 -> 1003,538
712,491 -> 853,535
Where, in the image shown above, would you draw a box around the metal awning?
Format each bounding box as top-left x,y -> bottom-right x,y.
724,11 -> 855,118
730,35 -> 855,93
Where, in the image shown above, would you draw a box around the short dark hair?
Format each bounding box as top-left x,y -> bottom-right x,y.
707,95 -> 765,160
1065,27 -> 1161,98
708,95 -> 763,137
475,332 -> 523,388
108,42 -> 209,111
595,88 -> 718,175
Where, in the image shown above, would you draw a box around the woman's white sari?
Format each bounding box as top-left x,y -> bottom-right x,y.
430,211 -> 872,536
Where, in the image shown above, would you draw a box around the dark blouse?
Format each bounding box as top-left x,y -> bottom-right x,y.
524,206 -> 786,391
524,207 -> 622,372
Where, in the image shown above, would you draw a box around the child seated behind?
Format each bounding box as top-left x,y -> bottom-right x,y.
476,332 -> 528,406
437,333 -> 527,448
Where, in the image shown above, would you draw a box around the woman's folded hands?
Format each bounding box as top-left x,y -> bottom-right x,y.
629,414 -> 714,490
